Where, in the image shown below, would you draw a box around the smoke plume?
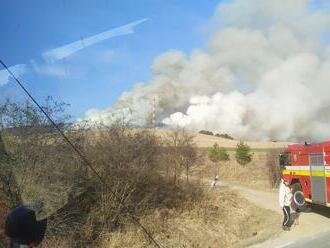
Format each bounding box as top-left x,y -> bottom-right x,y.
83,0 -> 330,141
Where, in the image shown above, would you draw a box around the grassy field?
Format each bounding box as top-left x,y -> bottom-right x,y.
155,129 -> 291,149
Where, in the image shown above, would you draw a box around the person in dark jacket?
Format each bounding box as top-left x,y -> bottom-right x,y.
5,205 -> 47,248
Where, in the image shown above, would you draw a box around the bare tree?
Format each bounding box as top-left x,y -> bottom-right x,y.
164,128 -> 198,184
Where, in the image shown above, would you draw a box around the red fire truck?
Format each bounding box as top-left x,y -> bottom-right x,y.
280,141 -> 330,208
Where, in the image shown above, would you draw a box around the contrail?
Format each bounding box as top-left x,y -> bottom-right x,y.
42,18 -> 148,62
0,18 -> 148,85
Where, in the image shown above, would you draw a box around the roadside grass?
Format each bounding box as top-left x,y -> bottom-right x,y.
98,188 -> 278,248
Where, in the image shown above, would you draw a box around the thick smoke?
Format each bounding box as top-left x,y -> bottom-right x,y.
83,0 -> 330,141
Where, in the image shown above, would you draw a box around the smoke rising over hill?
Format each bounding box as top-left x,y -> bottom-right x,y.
83,0 -> 330,141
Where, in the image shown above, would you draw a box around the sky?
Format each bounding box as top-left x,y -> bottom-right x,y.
0,0 -> 219,118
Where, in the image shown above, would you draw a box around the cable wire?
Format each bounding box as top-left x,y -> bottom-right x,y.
0,59 -> 161,248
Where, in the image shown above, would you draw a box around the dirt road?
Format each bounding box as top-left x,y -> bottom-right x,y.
217,181 -> 330,247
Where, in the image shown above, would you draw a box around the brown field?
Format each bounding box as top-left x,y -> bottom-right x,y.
154,128 -> 291,149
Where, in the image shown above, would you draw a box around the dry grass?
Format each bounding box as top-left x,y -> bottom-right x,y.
0,193 -> 10,245
196,151 -> 276,190
155,129 -> 291,149
99,188 -> 278,248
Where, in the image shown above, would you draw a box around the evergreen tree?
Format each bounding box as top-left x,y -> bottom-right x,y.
208,143 -> 230,175
235,141 -> 253,165
208,143 -> 230,163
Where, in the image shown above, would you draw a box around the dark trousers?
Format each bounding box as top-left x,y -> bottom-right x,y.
282,206 -> 292,227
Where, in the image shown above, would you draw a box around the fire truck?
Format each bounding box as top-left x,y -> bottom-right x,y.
280,141 -> 330,208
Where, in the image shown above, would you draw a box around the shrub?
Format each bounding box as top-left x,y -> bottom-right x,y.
215,133 -> 234,140
266,149 -> 284,187
208,143 -> 229,163
208,143 -> 229,176
199,130 -> 214,136
235,141 -> 253,165
0,99 -> 204,247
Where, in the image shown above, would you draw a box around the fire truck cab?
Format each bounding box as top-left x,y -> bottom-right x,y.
280,141 -> 330,207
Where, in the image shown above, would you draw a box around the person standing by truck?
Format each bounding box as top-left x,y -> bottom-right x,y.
279,178 -> 293,231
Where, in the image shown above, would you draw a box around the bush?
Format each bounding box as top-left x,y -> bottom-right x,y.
0,99 -> 204,247
199,130 -> 214,136
235,141 -> 253,165
208,143 -> 229,177
45,127 -> 203,247
215,133 -> 234,140
208,143 -> 229,163
163,128 -> 198,184
266,149 -> 284,187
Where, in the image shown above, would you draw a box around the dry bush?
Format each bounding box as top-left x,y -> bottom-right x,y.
266,149 -> 284,188
198,130 -> 214,136
39,127 -> 203,247
0,192 -> 10,246
215,133 -> 234,140
0,98 -> 78,210
162,128 -> 199,184
0,99 -> 205,247
0,133 -> 22,208
100,188 -> 279,248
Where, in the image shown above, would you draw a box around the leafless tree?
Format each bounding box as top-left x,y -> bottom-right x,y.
164,128 -> 198,184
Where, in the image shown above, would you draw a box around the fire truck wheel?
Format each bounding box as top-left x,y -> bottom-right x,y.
291,183 -> 306,210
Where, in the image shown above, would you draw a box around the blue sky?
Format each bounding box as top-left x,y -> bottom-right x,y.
0,0 -> 220,118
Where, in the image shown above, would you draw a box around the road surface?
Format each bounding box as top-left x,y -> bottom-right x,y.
216,181 -> 330,248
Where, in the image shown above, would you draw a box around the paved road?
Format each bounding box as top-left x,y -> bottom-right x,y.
279,231 -> 330,248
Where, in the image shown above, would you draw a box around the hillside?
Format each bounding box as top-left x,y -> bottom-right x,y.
154,129 -> 291,149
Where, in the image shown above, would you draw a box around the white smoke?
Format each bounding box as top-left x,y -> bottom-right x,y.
84,0 -> 330,141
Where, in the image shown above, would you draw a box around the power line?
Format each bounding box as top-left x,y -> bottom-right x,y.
0,59 -> 161,248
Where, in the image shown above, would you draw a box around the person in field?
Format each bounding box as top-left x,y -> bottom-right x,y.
210,175 -> 219,188
279,178 -> 293,231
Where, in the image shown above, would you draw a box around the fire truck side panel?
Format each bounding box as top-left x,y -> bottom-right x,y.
310,153 -> 326,204
284,142 -> 330,206
300,176 -> 312,199
324,144 -> 330,165
288,145 -> 309,165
